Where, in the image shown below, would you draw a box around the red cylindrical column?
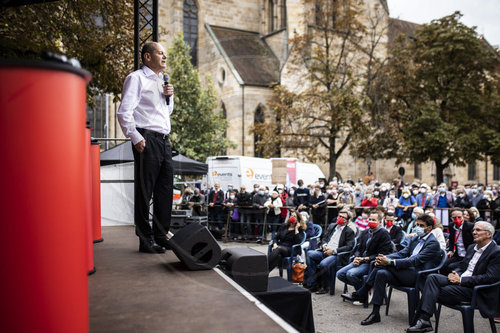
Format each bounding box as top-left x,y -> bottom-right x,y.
91,141 -> 103,243
85,129 -> 96,275
0,60 -> 91,333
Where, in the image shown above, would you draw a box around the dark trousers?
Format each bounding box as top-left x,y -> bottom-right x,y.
363,266 -> 418,306
419,273 -> 473,317
133,130 -> 173,242
268,245 -> 291,271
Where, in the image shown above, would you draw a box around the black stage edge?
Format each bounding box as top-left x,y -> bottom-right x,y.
253,277 -> 315,333
93,238 -> 104,243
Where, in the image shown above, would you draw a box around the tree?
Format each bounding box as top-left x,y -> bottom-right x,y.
375,12 -> 500,184
167,33 -> 235,161
254,0 -> 388,180
0,0 -> 134,102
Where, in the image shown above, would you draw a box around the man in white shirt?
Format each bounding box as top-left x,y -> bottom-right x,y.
304,210 -> 355,294
117,41 -> 174,253
407,221 -> 500,332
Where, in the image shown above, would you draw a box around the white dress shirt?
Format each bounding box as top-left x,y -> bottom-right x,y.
454,225 -> 466,257
431,228 -> 447,250
326,225 -> 344,250
461,241 -> 492,279
117,65 -> 174,144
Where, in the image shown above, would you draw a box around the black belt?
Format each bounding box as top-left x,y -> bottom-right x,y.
137,128 -> 170,140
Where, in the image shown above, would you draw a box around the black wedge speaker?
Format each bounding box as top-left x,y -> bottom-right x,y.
169,222 -> 221,270
218,247 -> 269,292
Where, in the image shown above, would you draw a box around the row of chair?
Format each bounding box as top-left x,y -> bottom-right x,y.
268,224 -> 499,333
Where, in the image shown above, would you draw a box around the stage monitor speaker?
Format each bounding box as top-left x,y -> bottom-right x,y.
219,247 -> 269,292
168,222 -> 221,270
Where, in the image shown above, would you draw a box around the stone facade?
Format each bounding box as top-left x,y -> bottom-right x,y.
148,0 -> 498,186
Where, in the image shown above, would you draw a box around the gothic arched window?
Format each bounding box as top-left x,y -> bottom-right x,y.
183,0 -> 198,66
254,106 -> 265,158
268,0 -> 275,32
280,0 -> 287,29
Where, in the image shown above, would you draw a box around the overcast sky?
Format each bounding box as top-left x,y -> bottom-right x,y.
388,0 -> 500,47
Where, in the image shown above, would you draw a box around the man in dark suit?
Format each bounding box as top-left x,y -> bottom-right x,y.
407,221 -> 500,332
384,211 -> 404,251
441,208 -> 474,274
208,182 -> 225,230
337,210 -> 393,295
352,214 -> 442,326
305,209 -> 355,294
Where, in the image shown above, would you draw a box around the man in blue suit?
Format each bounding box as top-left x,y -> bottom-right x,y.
351,214 -> 442,326
407,221 -> 500,332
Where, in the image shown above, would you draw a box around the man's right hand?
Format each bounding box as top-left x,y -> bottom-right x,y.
135,139 -> 146,153
447,251 -> 454,258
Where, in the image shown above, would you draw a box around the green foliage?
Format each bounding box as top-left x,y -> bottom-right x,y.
0,0 -> 134,102
379,12 -> 500,183
255,0 -> 386,179
167,33 -> 235,162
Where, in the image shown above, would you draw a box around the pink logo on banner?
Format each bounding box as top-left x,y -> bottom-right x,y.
287,160 -> 297,186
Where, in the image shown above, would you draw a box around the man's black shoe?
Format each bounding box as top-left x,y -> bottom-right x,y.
139,240 -> 166,253
351,291 -> 367,303
154,237 -> 171,250
361,313 -> 381,326
406,319 -> 433,332
316,287 -> 329,295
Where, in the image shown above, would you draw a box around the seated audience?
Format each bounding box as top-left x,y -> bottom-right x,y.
297,211 -> 316,264
407,221 -> 500,332
384,212 -> 404,251
354,208 -> 370,231
337,210 -> 393,296
351,214 -> 442,326
441,208 -> 474,275
305,210 -> 355,294
268,213 -> 304,271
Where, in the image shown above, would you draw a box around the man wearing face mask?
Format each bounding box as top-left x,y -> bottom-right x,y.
432,183 -> 454,227
384,212 -> 404,251
294,179 -> 310,213
305,210 -> 355,294
252,186 -> 268,242
467,184 -> 483,208
454,186 -> 471,208
476,190 -> 496,224
353,214 -> 441,326
441,208 -> 474,275
338,211 -> 393,299
208,182 -> 225,231
310,185 -> 327,225
416,184 -> 433,208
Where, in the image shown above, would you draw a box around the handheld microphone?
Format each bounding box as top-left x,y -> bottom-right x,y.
163,74 -> 170,105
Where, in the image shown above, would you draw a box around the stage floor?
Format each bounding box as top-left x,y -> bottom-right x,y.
89,226 -> 287,333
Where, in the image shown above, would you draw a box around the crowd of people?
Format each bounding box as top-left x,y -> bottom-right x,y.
178,177 -> 500,330
179,177 -> 500,242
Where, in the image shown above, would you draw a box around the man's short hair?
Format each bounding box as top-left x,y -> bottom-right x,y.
385,211 -> 395,218
370,209 -> 383,222
141,41 -> 157,64
416,214 -> 435,227
339,208 -> 352,221
476,221 -> 495,235
450,208 -> 464,215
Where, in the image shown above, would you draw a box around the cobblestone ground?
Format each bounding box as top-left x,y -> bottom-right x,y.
220,241 -> 498,333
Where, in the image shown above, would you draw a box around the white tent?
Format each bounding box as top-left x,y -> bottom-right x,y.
100,162 -> 135,226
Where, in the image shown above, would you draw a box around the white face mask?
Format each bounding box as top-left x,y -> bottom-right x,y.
290,190 -> 295,195
412,190 -> 419,196
389,195 -> 395,199
403,194 -> 409,199
420,188 -> 426,193
229,195 -> 235,200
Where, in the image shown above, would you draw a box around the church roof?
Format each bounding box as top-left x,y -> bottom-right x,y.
207,25 -> 280,86
388,18 -> 421,46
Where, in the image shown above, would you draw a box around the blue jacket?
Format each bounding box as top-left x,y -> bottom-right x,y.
415,193 -> 433,208
388,233 -> 441,271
